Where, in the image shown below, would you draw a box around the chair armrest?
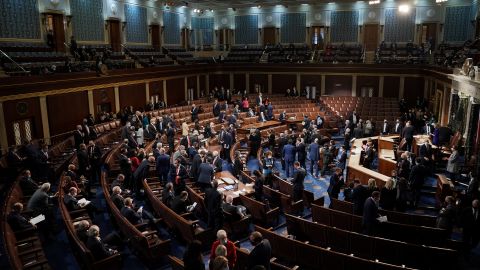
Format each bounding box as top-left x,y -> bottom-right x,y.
18,247 -> 43,257
16,237 -> 39,246
23,257 -> 49,270
141,230 -> 158,237
266,207 -> 280,215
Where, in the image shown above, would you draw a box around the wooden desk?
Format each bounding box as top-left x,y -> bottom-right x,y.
378,149 -> 397,176
237,120 -> 282,134
215,171 -> 254,199
347,136 -> 390,187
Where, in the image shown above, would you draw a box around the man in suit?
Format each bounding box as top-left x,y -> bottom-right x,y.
155,148 -> 170,184
190,149 -> 204,183
282,140 -> 296,178
213,99 -> 221,117
220,128 -> 232,161
146,120 -> 158,140
212,151 -> 223,173
64,187 -> 96,218
353,123 -> 363,139
161,182 -> 175,207
351,180 -> 368,215
121,197 -> 144,225
308,138 -> 320,177
362,191 -> 381,235
279,110 -> 287,122
197,158 -> 215,191
191,104 -> 199,122
461,199 -> 480,251
19,170 -> 38,196
166,123 -> 175,154
349,110 -> 359,126
118,148 -> 133,191
169,158 -> 188,195
121,122 -> 131,140
111,186 -> 125,210
381,119 -> 390,135
170,191 -> 189,214
409,158 -> 426,207
74,125 -> 85,150
247,231 -> 272,270
295,138 -> 306,169
327,168 -> 344,199
205,180 -> 224,231
86,225 -> 117,261
222,195 -> 245,221
87,140 -> 102,184
291,162 -> 306,202
7,202 -> 35,231
422,121 -> 434,135
256,93 -> 263,106
336,146 -> 347,170
393,119 -> 403,134
401,121 -> 415,152
27,183 -> 54,216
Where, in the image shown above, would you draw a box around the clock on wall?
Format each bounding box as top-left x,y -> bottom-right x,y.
110,3 -> 118,15
50,0 -> 60,6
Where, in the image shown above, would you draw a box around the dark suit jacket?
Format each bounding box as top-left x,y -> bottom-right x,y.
296,143 -> 306,161
74,130 -> 84,149
222,203 -> 241,221
282,144 -> 295,162
381,123 -> 390,135
133,159 -> 150,182
247,239 -> 272,270
292,168 -> 306,192
351,185 -> 368,215
77,149 -> 89,175
27,189 -> 49,214
7,211 -> 34,231
170,196 -> 187,214
20,176 -> 39,195
204,187 -> 223,215
86,236 -> 114,261
112,193 -> 125,210
121,206 -> 142,225
308,143 -> 319,161
63,194 -> 80,211
393,122 -> 404,134
213,156 -> 223,172
156,154 -> 171,175
402,126 -> 414,140
362,197 -> 379,228
161,189 -> 175,207
197,163 -> 214,184
190,154 -> 202,180
213,103 -> 221,117
118,154 -> 132,176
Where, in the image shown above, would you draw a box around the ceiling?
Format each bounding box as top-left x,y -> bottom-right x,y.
165,0 -> 354,10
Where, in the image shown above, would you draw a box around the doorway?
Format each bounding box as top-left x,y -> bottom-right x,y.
108,20 -> 121,52
45,13 -> 66,52
151,25 -> 160,49
311,26 -> 325,49
420,23 -> 437,50
263,27 -> 276,46
363,24 -> 379,51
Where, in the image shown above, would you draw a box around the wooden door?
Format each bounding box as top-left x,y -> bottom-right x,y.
151,24 -> 160,49
51,14 -> 65,52
421,23 -> 437,49
363,24 -> 379,51
181,28 -> 189,49
109,20 -> 121,52
311,26 -> 325,49
263,27 -> 276,45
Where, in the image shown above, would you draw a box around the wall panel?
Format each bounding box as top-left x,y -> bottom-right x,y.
70,0 -> 104,41
301,75 -> 321,93
325,75 -> 352,96
209,74 -> 230,89
383,76 -> 400,98
47,92 -> 88,136
92,87 -> 114,116
0,0 -> 40,39
250,74 -> 268,93
119,84 -> 146,110
166,78 -> 185,106
404,77 -> 424,105
272,74 -> 296,94
3,98 -> 43,145
356,76 -> 379,97
149,81 -> 164,101
234,74 -> 246,92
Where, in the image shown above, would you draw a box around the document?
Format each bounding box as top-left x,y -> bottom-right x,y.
78,198 -> 91,207
29,214 -> 45,225
187,202 -> 197,212
222,177 -> 236,185
377,216 -> 388,223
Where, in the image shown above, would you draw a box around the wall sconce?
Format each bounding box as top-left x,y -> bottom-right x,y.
258,28 -> 262,34
359,25 -> 362,33
66,15 -> 72,27
104,21 -> 109,30
439,23 -> 444,32
380,25 -> 384,33
122,21 -> 127,30
416,24 -> 421,32
325,27 -> 329,34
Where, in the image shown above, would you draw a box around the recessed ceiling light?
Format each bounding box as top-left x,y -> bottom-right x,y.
399,4 -> 410,13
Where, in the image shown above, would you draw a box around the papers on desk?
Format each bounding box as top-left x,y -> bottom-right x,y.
377,216 -> 388,223
29,214 -> 45,225
224,185 -> 234,191
222,177 -> 236,185
78,198 -> 91,207
187,202 -> 197,212
217,188 -> 225,193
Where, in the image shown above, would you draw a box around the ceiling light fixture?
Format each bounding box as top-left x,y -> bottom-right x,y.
399,4 -> 410,13
435,0 -> 448,2
369,0 -> 380,4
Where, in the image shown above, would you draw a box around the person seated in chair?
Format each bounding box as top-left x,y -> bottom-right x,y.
161,182 -> 175,207
86,225 -> 118,261
170,191 -> 191,215
64,187 -> 97,219
222,195 -> 246,221
121,197 -> 157,227
7,202 -> 36,232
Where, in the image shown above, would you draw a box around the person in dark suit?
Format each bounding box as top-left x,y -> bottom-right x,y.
436,196 -> 456,236
74,125 -> 85,150
75,220 -> 90,244
27,183 -> 54,216
422,122 -> 434,135
282,140 -> 296,178
255,93 -> 263,106
335,146 -> 347,170
401,121 -> 415,152
291,162 -> 306,202
362,191 -> 381,235
190,150 -> 204,182
169,158 -> 188,195
197,158 -> 215,191
86,225 -> 117,261
111,186 -> 125,210
212,151 -> 223,173
146,120 -> 158,140
64,187 -> 96,218
183,240 -> 205,270
120,197 -> 143,225
351,180 -> 368,215
77,143 -> 90,179
19,170 -> 39,196
222,195 -> 245,221
295,138 -> 306,169
279,110 -> 287,122
461,199 -> 480,251
118,148 -> 133,190
155,148 -> 170,184
353,123 -> 363,139
87,140 -> 102,184
327,168 -> 344,199
379,179 -> 396,211
121,122 -> 131,140
190,104 -> 199,122
213,99 -> 221,117
253,170 -> 264,202
170,191 -> 189,214
247,231 -> 272,270
393,119 -> 403,134
232,151 -> 244,180
7,202 -> 35,231
166,123 -> 175,154
308,138 -> 320,177
161,182 -> 175,207
133,156 -> 155,194
381,119 -> 390,135
409,157 -> 426,207
205,180 -> 224,231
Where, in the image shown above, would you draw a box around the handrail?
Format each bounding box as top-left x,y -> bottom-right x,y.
121,44 -> 141,63
0,49 -> 29,73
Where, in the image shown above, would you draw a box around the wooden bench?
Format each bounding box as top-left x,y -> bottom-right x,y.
311,204 -> 448,248
329,198 -> 437,228
142,178 -> 215,245
239,194 -> 280,226
285,213 -> 457,270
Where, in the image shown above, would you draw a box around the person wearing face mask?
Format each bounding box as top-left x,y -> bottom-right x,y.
362,191 -> 381,235
210,230 -> 237,269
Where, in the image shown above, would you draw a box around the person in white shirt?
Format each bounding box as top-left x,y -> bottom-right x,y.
182,121 -> 189,136
136,126 -> 144,147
